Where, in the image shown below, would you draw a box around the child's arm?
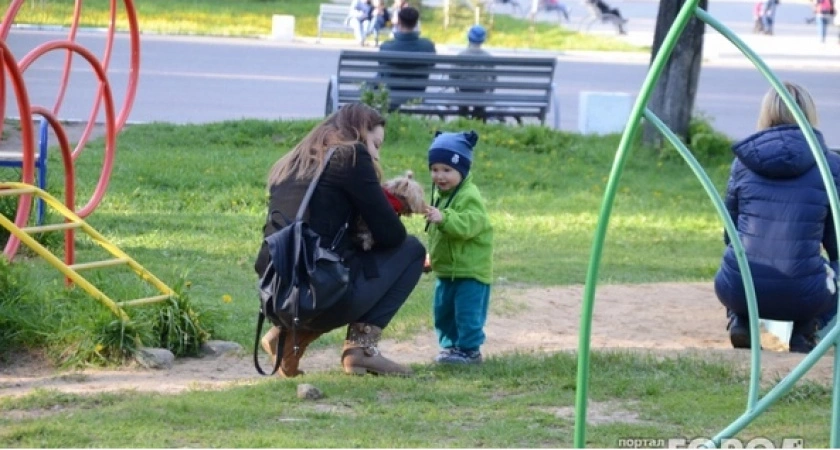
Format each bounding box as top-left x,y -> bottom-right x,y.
431,195 -> 490,240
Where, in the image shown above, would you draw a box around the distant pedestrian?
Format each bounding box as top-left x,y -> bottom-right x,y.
585,0 -> 628,34
540,0 -> 572,21
761,0 -> 780,35
349,0 -> 374,46
814,0 -> 836,43
753,1 -> 766,33
367,0 -> 391,46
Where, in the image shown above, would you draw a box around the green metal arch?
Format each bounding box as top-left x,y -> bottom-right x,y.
573,1 -> 840,447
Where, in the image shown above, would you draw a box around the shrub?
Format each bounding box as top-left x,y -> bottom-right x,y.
688,113 -> 733,163
147,277 -> 214,357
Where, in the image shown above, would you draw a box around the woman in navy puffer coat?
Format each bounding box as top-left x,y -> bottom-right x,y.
714,81 -> 839,353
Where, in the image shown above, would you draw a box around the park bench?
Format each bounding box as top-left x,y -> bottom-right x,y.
317,3 -> 352,43
325,50 -> 560,128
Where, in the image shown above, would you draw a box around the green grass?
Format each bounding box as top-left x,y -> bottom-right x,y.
3,0 -> 643,51
16,115 -> 734,347
2,115 -> 830,446
0,352 -> 832,447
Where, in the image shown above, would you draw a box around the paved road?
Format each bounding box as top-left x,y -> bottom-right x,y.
3,10 -> 839,146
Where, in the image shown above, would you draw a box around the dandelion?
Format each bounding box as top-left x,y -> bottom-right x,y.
222,294 -> 232,304
95,344 -> 105,353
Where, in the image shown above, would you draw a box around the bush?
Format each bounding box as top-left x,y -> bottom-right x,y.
688,113 -> 733,162
0,260 -> 217,366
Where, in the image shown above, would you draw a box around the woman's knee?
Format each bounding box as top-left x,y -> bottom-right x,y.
403,235 -> 427,261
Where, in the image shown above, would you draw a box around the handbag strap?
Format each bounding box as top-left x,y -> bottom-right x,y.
295,147 -> 339,221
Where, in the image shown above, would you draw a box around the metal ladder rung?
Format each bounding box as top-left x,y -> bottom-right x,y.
22,222 -> 83,233
117,294 -> 173,308
69,258 -> 130,271
0,187 -> 37,196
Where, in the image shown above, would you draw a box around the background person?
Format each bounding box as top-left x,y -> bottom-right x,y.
378,6 -> 436,109
349,0 -> 374,46
714,81 -> 840,354
540,0 -> 572,21
814,0 -> 836,43
255,103 -> 425,377
761,0 -> 780,35
585,0 -> 628,34
450,25 -> 495,121
367,0 -> 391,46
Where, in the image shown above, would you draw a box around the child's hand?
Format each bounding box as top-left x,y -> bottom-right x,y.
425,206 -> 443,224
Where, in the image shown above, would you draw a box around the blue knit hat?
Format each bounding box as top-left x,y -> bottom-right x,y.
428,130 -> 479,179
467,25 -> 486,44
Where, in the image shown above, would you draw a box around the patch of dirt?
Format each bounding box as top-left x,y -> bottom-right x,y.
1,282 -> 834,398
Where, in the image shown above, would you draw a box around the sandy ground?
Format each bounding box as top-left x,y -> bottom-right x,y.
1,282 -> 836,398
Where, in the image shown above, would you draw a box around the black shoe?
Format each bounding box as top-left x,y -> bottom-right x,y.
789,333 -> 817,353
727,314 -> 751,349
789,320 -> 819,353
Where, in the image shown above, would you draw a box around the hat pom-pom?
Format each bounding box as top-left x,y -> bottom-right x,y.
465,130 -> 479,148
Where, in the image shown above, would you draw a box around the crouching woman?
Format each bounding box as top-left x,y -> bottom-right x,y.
714,82 -> 840,354
254,103 -> 426,376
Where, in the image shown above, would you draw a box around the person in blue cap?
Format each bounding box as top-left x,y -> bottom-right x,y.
451,25 -> 495,121
424,130 -> 494,364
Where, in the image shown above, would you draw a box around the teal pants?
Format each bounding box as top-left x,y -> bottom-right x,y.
433,278 -> 490,352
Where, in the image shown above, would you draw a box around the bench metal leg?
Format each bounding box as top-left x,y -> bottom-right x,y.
324,76 -> 339,116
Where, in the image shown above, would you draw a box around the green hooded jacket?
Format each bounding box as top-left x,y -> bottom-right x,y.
426,174 -> 494,284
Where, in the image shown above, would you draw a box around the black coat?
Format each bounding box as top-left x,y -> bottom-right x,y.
714,125 -> 840,321
255,143 -> 406,281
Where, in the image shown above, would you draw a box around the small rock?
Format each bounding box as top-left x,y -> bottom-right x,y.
200,340 -> 243,357
135,347 -> 175,370
297,383 -> 323,400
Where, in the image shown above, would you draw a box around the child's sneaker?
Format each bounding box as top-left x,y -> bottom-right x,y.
434,348 -> 455,363
458,349 -> 483,364
437,348 -> 483,365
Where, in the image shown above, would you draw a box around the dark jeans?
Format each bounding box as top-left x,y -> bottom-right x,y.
313,235 -> 426,330
354,235 -> 426,327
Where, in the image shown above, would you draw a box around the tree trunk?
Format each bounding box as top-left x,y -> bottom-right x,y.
642,0 -> 708,150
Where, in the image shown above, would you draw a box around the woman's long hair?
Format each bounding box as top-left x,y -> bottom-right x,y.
267,103 -> 386,188
756,81 -> 819,130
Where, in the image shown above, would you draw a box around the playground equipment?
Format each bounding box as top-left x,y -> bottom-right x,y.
0,118 -> 48,225
0,182 -> 174,321
573,1 -> 840,447
0,1 -> 175,320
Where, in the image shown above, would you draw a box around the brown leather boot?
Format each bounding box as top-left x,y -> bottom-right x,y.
341,323 -> 413,376
260,326 -> 322,377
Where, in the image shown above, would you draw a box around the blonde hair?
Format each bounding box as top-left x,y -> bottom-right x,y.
267,103 -> 386,188
756,81 -> 819,130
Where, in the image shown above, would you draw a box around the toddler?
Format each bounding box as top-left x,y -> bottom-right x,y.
424,131 -> 494,364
